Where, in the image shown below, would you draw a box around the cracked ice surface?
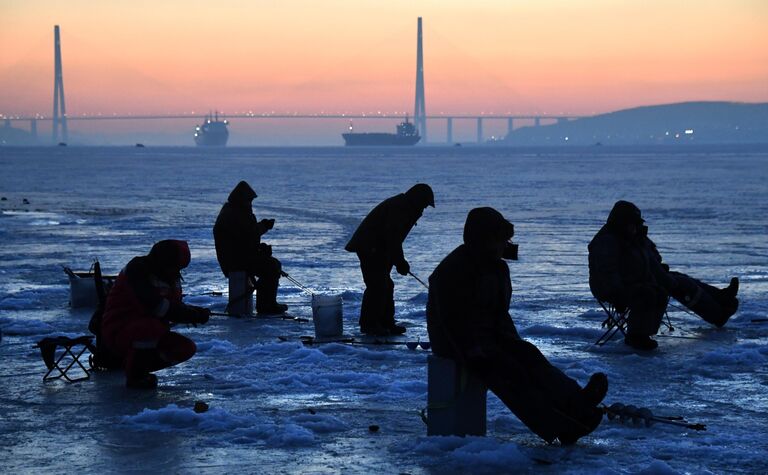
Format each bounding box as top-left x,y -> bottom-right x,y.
1,145 -> 767,473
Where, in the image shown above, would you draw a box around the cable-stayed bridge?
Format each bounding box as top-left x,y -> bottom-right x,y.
2,19 -> 583,145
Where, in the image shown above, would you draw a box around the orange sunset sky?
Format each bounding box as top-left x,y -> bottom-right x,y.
1,0 -> 767,142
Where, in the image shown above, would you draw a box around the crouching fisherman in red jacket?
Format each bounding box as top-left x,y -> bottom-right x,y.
102,240 -> 210,389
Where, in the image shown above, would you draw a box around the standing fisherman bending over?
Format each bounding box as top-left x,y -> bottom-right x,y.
427,208 -> 607,444
345,183 -> 434,336
214,180 -> 287,315
101,240 -> 210,389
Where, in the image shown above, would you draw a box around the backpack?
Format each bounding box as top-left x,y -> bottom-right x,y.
87,260 -> 123,371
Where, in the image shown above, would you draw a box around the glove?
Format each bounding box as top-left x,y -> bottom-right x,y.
258,242 -> 273,256
169,304 -> 210,325
260,218 -> 275,230
188,305 -> 210,325
395,259 -> 410,276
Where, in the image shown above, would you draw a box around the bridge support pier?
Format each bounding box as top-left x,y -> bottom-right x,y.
507,117 -> 514,137
476,118 -> 483,144
446,118 -> 453,144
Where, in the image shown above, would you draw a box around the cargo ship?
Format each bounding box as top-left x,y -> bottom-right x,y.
194,112 -> 229,146
342,118 -> 420,146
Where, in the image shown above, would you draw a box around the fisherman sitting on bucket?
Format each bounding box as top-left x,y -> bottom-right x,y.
214,180 -> 287,315
427,207 -> 608,445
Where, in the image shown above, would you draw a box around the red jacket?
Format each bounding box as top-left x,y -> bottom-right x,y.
102,255 -> 184,345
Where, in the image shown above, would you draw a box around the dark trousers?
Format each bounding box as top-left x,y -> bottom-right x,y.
468,339 -> 587,443
625,284 -> 667,336
357,251 -> 395,331
247,253 -> 282,311
668,271 -> 736,326
109,318 -> 196,379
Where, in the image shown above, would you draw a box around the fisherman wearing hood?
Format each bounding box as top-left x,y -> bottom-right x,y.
345,184 -> 434,335
589,200 -> 739,350
427,207 -> 607,445
214,181 -> 287,315
102,240 -> 210,389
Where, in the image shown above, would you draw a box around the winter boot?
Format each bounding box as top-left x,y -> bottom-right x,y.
582,372 -> 608,407
257,303 -> 288,315
558,407 -> 603,445
361,324 -> 390,336
722,277 -> 739,300
624,334 -> 658,351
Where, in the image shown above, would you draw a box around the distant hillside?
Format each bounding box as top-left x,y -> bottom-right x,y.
502,102 -> 768,145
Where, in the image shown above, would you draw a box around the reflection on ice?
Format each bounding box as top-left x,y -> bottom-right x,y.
0,147 -> 767,473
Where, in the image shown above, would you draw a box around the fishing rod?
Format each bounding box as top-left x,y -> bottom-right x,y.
281,271 -> 314,295
409,271 -> 429,290
209,310 -> 308,322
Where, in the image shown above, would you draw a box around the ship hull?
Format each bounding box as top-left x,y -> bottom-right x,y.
194,133 -> 228,146
342,133 -> 420,146
194,119 -> 229,146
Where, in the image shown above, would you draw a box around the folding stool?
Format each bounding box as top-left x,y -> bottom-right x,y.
36,335 -> 96,382
594,301 -> 629,346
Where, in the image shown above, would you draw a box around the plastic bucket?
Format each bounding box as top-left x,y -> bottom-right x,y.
311,293 -> 343,338
66,269 -> 116,308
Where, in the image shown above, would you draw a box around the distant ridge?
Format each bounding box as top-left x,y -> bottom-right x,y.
502,101 -> 768,145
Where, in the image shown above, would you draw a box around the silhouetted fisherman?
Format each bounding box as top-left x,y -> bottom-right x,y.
427,207 -> 607,444
345,184 -> 434,335
214,181 -> 287,314
589,200 -> 739,350
101,240 -> 210,389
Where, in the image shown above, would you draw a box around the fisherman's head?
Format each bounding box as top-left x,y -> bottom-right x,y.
405,183 -> 435,210
228,181 -> 257,207
607,200 -> 644,237
463,207 -> 515,259
148,239 -> 190,280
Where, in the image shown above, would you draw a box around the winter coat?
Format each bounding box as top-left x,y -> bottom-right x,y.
345,193 -> 423,265
214,181 -> 271,277
101,255 -> 184,345
427,243 -> 520,361
588,224 -> 671,304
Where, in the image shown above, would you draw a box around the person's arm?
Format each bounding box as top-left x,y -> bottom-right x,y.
429,269 -> 472,361
250,213 -> 273,238
645,237 -> 677,291
385,201 -> 418,272
124,258 -> 167,317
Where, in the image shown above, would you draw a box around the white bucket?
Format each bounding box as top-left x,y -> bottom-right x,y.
311,293 -> 343,338
66,268 -> 116,308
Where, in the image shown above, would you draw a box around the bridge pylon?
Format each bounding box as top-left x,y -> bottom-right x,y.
52,25 -> 68,143
414,17 -> 426,143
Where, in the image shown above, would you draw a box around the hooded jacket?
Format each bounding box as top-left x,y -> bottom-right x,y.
427,207 -> 519,361
213,181 -> 271,277
588,202 -> 671,303
345,184 -> 434,264
102,240 -> 190,344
